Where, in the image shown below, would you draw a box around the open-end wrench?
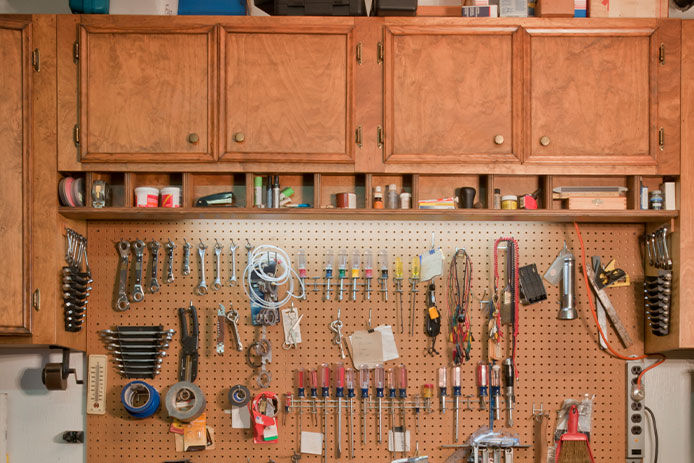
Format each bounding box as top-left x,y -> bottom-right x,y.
115,240 -> 130,311
213,239 -> 223,291
131,240 -> 145,302
195,240 -> 208,296
658,228 -> 673,269
182,239 -> 191,276
226,305 -> 243,351
149,240 -> 161,294
228,240 -> 238,286
165,239 -> 175,284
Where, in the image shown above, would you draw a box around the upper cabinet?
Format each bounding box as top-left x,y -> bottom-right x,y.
219,19 -> 356,163
78,17 -> 217,162
0,18 -> 32,335
382,20 -> 521,165
524,20 -> 680,171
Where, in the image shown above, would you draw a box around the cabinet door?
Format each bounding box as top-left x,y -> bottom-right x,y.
0,19 -> 31,335
220,20 -> 355,163
78,19 -> 217,162
526,25 -> 660,166
382,22 -> 521,165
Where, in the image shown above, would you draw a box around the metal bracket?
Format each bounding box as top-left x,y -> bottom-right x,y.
31,48 -> 40,72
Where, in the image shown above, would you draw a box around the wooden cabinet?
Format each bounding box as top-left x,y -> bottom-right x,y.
219,19 -> 356,164
78,17 -> 217,162
524,20 -> 680,171
382,20 -> 521,165
0,18 -> 32,335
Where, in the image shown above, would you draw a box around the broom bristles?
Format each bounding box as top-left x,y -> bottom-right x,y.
557,440 -> 593,463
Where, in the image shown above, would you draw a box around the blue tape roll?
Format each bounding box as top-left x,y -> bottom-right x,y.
121,380 -> 160,419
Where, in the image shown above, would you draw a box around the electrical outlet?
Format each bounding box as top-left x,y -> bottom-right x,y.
626,360 -> 645,462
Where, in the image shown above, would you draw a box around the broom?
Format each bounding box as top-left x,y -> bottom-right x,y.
555,405 -> 595,463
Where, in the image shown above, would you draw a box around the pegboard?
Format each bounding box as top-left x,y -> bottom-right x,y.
85,220 -> 646,463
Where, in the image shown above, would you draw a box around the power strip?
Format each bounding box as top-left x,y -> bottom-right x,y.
626,360 -> 645,462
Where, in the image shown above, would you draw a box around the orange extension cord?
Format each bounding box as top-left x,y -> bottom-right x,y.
573,222 -> 665,386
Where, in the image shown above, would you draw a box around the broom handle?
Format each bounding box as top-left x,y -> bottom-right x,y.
567,405 -> 579,434
534,415 -> 547,463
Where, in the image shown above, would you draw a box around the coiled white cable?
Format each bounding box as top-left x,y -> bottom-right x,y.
243,244 -> 305,309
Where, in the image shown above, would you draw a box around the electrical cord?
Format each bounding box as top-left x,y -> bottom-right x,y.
447,249 -> 473,364
644,406 -> 658,463
242,244 -> 305,309
573,222 -> 665,386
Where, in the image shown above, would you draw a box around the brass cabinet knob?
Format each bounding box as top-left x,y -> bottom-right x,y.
234,132 -> 245,143
494,135 -> 504,145
187,133 -> 199,144
539,136 -> 550,146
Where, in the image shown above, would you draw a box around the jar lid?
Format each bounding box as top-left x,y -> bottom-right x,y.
501,195 -> 518,201
388,184 -> 397,191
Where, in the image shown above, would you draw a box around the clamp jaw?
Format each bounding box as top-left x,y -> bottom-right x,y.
178,302 -> 199,382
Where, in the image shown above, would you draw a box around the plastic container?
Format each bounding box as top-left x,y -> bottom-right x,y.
109,0 -> 178,14
386,184 -> 399,209
70,0 -> 109,13
178,0 -> 246,15
493,188 -> 502,209
399,191 -> 411,209
160,187 -> 181,208
135,187 -> 160,208
260,0 -> 366,16
501,195 -> 518,210
649,190 -> 664,210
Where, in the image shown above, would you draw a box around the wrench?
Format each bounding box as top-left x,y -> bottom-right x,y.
226,305 -> 243,351
182,239 -> 191,276
149,240 -> 161,294
131,240 -> 145,302
228,240 -> 238,286
165,239 -> 175,284
195,240 -> 208,296
213,239 -> 223,291
115,240 -> 130,311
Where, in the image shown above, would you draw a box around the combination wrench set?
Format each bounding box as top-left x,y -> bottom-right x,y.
642,226 -> 673,336
99,326 -> 174,378
63,229 -> 91,332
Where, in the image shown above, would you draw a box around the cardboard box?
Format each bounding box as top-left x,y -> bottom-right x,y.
589,0 -> 661,17
537,0 -> 574,16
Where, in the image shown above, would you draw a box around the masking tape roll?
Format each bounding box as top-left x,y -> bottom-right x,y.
165,381 -> 206,422
121,380 -> 160,419
228,384 -> 251,407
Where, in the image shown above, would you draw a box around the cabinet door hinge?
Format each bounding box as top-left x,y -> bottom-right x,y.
73,124 -> 80,147
377,42 -> 384,64
73,41 -> 80,63
356,42 -> 363,65
377,125 -> 384,148
32,288 -> 40,312
658,128 -> 664,151
659,43 -> 665,65
31,48 -> 40,72
355,126 -> 362,148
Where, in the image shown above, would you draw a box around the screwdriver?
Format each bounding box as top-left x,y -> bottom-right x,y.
335,363 -> 345,458
338,250 -> 347,301
394,257 -> 404,333
378,250 -> 389,302
351,249 -> 361,301
422,383 -> 434,415
296,367 -> 306,450
503,358 -> 515,427
386,367 -> 396,442
284,392 -> 291,425
413,395 -> 420,433
309,368 -> 319,425
359,365 -> 370,445
438,366 -> 447,414
396,364 -> 408,457
476,362 -> 488,410
363,249 -> 374,301
491,363 -> 501,421
452,365 -> 461,442
345,367 -> 355,459
375,364 -> 385,443
409,256 -> 421,336
320,363 -> 330,463
324,251 -> 334,301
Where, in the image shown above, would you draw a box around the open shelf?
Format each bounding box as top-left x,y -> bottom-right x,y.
57,207 -> 678,223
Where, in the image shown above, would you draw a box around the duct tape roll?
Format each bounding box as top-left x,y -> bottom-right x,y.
42,363 -> 67,390
121,380 -> 160,419
228,384 -> 251,407
165,381 -> 206,422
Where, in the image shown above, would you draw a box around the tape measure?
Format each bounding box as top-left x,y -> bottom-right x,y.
87,354 -> 107,415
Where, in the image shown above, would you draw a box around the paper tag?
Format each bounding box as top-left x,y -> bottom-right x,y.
428,306 -> 439,320
349,329 -> 384,369
388,429 -> 410,452
420,248 -> 445,282
301,431 -> 323,454
374,325 -> 399,362
281,308 -> 302,345
231,405 -> 251,429
544,245 -> 573,286
263,423 -> 278,441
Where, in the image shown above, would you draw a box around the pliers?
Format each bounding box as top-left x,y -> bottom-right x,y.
178,301 -> 199,382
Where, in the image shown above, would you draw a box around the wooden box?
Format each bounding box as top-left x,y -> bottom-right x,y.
537,0 -> 574,16
565,197 -> 627,210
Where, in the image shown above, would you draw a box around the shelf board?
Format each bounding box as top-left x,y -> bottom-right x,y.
58,207 -> 678,223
